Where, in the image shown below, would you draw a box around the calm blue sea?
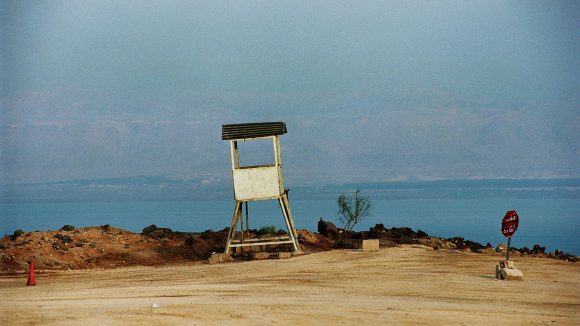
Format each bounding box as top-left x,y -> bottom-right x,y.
1,197 -> 578,255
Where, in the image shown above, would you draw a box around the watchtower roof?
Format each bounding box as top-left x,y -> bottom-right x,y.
222,122 -> 287,140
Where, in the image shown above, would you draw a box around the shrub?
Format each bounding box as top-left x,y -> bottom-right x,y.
257,225 -> 277,235
11,229 -> 25,241
337,189 -> 371,232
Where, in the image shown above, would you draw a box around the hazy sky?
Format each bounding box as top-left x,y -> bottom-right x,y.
1,1 -> 579,184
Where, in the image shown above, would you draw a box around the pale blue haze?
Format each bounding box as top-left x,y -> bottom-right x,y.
1,1 -> 578,184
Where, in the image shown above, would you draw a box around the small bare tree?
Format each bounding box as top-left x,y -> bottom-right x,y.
337,189 -> 371,233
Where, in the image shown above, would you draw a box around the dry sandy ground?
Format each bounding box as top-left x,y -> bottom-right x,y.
1,245 -> 578,325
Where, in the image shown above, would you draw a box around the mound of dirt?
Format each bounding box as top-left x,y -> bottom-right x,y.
0,225 -> 227,272
0,225 -> 335,272
1,222 -> 576,272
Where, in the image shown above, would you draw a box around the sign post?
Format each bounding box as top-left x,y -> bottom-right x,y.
501,210 -> 519,261
496,210 -> 523,280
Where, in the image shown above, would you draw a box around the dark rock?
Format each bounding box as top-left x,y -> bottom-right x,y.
520,247 -> 531,255
60,225 -> 75,231
373,224 -> 386,232
143,224 -> 158,234
54,233 -> 73,243
144,228 -> 173,239
368,224 -> 388,238
564,253 -> 579,262
416,229 -> 429,238
200,229 -> 228,246
390,227 -> 415,238
276,229 -> 287,235
100,224 -> 111,232
318,218 -> 338,237
448,237 -> 465,249
532,244 -> 546,254
141,224 -> 173,239
465,240 -> 485,251
486,242 -> 493,248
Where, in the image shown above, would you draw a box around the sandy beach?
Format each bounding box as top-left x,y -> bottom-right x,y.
1,245 -> 578,325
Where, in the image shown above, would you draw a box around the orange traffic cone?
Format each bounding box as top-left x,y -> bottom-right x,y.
26,258 -> 36,286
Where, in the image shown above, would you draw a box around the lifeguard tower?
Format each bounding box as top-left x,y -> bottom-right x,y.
222,122 -> 300,255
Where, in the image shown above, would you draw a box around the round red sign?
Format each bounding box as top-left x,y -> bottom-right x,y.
501,210 -> 519,238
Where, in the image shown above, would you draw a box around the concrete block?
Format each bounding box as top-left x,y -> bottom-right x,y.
500,267 -> 524,280
291,250 -> 304,257
252,252 -> 270,260
361,239 -> 379,252
278,252 -> 292,259
208,253 -> 233,264
500,260 -> 516,269
496,261 -> 524,280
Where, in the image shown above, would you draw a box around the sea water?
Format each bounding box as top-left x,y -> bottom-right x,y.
1,197 -> 578,255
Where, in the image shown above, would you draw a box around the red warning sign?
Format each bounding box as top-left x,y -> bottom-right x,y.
501,210 -> 519,238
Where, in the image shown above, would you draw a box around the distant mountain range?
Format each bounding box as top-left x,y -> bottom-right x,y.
2,89 -> 578,185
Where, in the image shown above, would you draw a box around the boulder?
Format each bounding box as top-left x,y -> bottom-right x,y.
371,223 -> 386,232
142,224 -> 158,234
449,237 -> 465,249
519,247 -> 531,255
416,229 -> 429,238
317,218 -> 338,237
142,225 -> 173,239
532,244 -> 546,254
59,225 -> 75,231
53,233 -> 72,243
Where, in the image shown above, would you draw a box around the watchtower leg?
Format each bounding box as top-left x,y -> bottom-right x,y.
224,201 -> 243,255
279,193 -> 300,252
